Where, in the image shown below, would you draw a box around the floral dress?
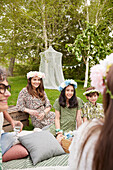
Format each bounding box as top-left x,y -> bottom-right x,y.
16,87 -> 55,129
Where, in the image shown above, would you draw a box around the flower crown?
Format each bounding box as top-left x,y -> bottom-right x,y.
83,89 -> 99,96
58,79 -> 77,92
90,53 -> 113,96
27,71 -> 45,79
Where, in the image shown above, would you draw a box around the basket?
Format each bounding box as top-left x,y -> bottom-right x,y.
61,138 -> 71,153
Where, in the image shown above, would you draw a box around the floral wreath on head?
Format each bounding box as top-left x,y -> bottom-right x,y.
58,79 -> 77,92
90,53 -> 113,98
27,71 -> 45,79
83,89 -> 99,96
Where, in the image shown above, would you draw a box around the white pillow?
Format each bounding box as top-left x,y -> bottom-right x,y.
19,131 -> 65,165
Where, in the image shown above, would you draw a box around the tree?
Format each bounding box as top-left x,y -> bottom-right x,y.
1,0 -> 79,75
0,0 -> 28,75
0,0 -> 112,77
66,22 -> 112,87
66,0 -> 113,87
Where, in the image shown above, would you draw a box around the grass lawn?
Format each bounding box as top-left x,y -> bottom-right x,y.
7,76 -> 103,130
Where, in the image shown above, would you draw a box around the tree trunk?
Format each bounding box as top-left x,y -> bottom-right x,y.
42,0 -> 48,50
8,57 -> 15,76
84,56 -> 89,88
84,0 -> 89,88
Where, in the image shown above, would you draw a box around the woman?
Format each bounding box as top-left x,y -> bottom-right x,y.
0,67 -> 11,169
49,79 -> 83,141
0,67 -> 23,169
68,53 -> 113,170
16,71 -> 55,129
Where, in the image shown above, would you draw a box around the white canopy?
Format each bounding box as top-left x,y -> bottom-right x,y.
39,46 -> 64,89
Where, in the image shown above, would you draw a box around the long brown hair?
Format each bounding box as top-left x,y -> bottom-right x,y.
78,64 -> 113,170
92,64 -> 113,170
59,85 -> 78,108
27,77 -> 45,101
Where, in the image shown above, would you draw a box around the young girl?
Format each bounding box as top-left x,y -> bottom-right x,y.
16,71 -> 55,129
49,79 -> 83,141
82,87 -> 104,122
68,53 -> 113,170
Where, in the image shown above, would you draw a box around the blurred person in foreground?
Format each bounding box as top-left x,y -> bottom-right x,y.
68,53 -> 113,170
0,67 -> 23,169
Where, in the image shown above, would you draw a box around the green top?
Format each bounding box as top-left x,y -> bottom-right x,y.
49,97 -> 84,136
81,101 -> 104,120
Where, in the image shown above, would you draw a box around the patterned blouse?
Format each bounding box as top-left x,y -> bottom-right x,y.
81,101 -> 104,120
16,87 -> 55,128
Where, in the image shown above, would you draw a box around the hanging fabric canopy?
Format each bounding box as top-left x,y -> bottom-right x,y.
39,46 -> 64,89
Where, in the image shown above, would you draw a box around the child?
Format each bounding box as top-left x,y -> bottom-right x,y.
82,87 -> 104,122
49,79 -> 84,143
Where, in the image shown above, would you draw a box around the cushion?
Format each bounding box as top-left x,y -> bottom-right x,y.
1,132 -> 16,155
2,144 -> 29,162
19,131 -> 65,165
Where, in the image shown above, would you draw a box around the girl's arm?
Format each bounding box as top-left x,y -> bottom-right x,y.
3,110 -> 14,126
55,109 -> 63,145
44,92 -> 52,109
55,110 -> 60,129
3,110 -> 23,131
55,110 -> 63,134
76,109 -> 82,128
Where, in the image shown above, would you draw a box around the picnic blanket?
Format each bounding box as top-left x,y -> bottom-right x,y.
3,154 -> 68,170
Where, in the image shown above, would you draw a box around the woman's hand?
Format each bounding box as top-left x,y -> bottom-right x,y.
36,112 -> 45,120
11,120 -> 23,132
27,109 -> 46,120
28,109 -> 39,116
